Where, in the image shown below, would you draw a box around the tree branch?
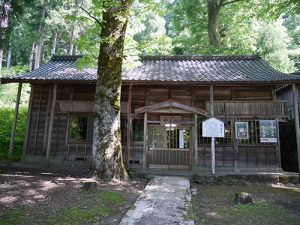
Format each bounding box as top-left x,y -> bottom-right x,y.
79,5 -> 102,27
221,0 -> 244,7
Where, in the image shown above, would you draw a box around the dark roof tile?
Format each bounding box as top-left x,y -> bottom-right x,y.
1,54 -> 300,84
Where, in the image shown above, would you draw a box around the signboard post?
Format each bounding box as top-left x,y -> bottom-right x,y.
202,117 -> 225,175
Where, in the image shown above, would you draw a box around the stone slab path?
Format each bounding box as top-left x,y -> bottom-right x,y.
120,176 -> 192,225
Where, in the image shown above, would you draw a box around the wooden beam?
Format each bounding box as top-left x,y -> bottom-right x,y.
292,84 -> 300,172
22,84 -> 34,161
143,112 -> 148,171
135,100 -> 208,116
210,85 -> 216,175
7,83 -> 22,166
126,84 -> 132,168
46,84 -> 57,163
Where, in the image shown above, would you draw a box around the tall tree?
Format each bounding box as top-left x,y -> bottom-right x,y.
0,0 -> 12,74
207,0 -> 244,46
93,0 -> 133,180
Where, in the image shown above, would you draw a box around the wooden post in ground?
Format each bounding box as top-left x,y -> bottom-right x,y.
143,112 -> 148,171
7,83 -> 22,166
46,84 -> 57,164
22,85 -> 34,162
210,85 -> 216,175
292,84 -> 300,172
126,84 -> 132,168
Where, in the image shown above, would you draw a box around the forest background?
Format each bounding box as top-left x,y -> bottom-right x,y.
0,0 -> 299,161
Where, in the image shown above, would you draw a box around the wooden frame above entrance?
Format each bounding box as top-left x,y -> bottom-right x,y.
135,100 -> 209,116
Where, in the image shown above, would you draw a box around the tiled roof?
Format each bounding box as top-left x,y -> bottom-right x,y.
1,55 -> 300,84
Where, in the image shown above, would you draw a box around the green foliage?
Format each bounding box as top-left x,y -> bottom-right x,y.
0,107 -> 27,161
256,20 -> 296,73
0,0 -> 299,74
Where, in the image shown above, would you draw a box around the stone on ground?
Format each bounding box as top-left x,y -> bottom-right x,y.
234,192 -> 254,204
82,181 -> 97,190
120,176 -> 192,225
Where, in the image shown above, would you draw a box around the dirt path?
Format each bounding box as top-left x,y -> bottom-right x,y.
120,176 -> 192,225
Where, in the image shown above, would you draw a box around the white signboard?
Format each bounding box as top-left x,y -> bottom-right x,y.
259,120 -> 277,143
202,117 -> 225,138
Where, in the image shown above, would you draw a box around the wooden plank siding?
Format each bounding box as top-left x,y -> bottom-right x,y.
23,84 -> 285,172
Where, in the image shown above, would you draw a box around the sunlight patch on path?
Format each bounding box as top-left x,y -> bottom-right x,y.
120,176 -> 193,225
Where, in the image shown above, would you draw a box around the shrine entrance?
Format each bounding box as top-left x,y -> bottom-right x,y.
147,120 -> 192,169
134,100 -> 209,170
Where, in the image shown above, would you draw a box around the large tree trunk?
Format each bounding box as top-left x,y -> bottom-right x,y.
92,0 -> 133,180
207,0 -> 221,46
0,0 -> 12,49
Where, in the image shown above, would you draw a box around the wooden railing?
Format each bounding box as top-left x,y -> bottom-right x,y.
206,101 -> 287,117
147,147 -> 191,167
64,141 -> 93,161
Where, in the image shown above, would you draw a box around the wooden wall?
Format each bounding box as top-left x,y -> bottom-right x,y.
24,83 -> 283,171
25,84 -> 95,161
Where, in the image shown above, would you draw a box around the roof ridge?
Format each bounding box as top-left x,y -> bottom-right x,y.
140,55 -> 261,61
51,55 -> 83,61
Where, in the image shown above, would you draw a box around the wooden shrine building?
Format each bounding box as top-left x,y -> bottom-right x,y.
2,55 -> 300,174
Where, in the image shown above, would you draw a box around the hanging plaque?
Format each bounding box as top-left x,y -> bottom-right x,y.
235,122 -> 249,139
259,120 -> 277,143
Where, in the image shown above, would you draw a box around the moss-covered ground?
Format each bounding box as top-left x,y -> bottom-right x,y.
187,184 -> 300,225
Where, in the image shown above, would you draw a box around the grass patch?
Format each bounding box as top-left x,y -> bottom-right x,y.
188,185 -> 300,225
0,191 -> 125,225
0,210 -> 27,225
45,191 -> 125,225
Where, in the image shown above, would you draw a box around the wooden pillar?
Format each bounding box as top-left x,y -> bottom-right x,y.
46,84 -> 57,163
292,84 -> 300,172
233,118 -> 239,172
143,112 -> 148,171
43,86 -> 53,151
126,84 -> 132,168
22,85 -> 34,162
194,114 -> 198,169
272,91 -> 282,169
7,83 -> 22,166
210,85 -> 216,175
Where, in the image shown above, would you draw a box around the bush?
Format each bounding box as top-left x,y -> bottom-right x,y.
0,107 -> 27,161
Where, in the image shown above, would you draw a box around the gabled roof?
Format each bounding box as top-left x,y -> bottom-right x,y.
1,55 -> 300,84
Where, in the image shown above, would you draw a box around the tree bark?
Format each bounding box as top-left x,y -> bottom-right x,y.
28,43 -> 35,71
0,0 -> 12,49
207,0 -> 221,46
0,48 -> 3,75
69,26 -> 74,55
92,0 -> 133,180
51,31 -> 58,55
6,46 -> 11,69
34,6 -> 46,69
